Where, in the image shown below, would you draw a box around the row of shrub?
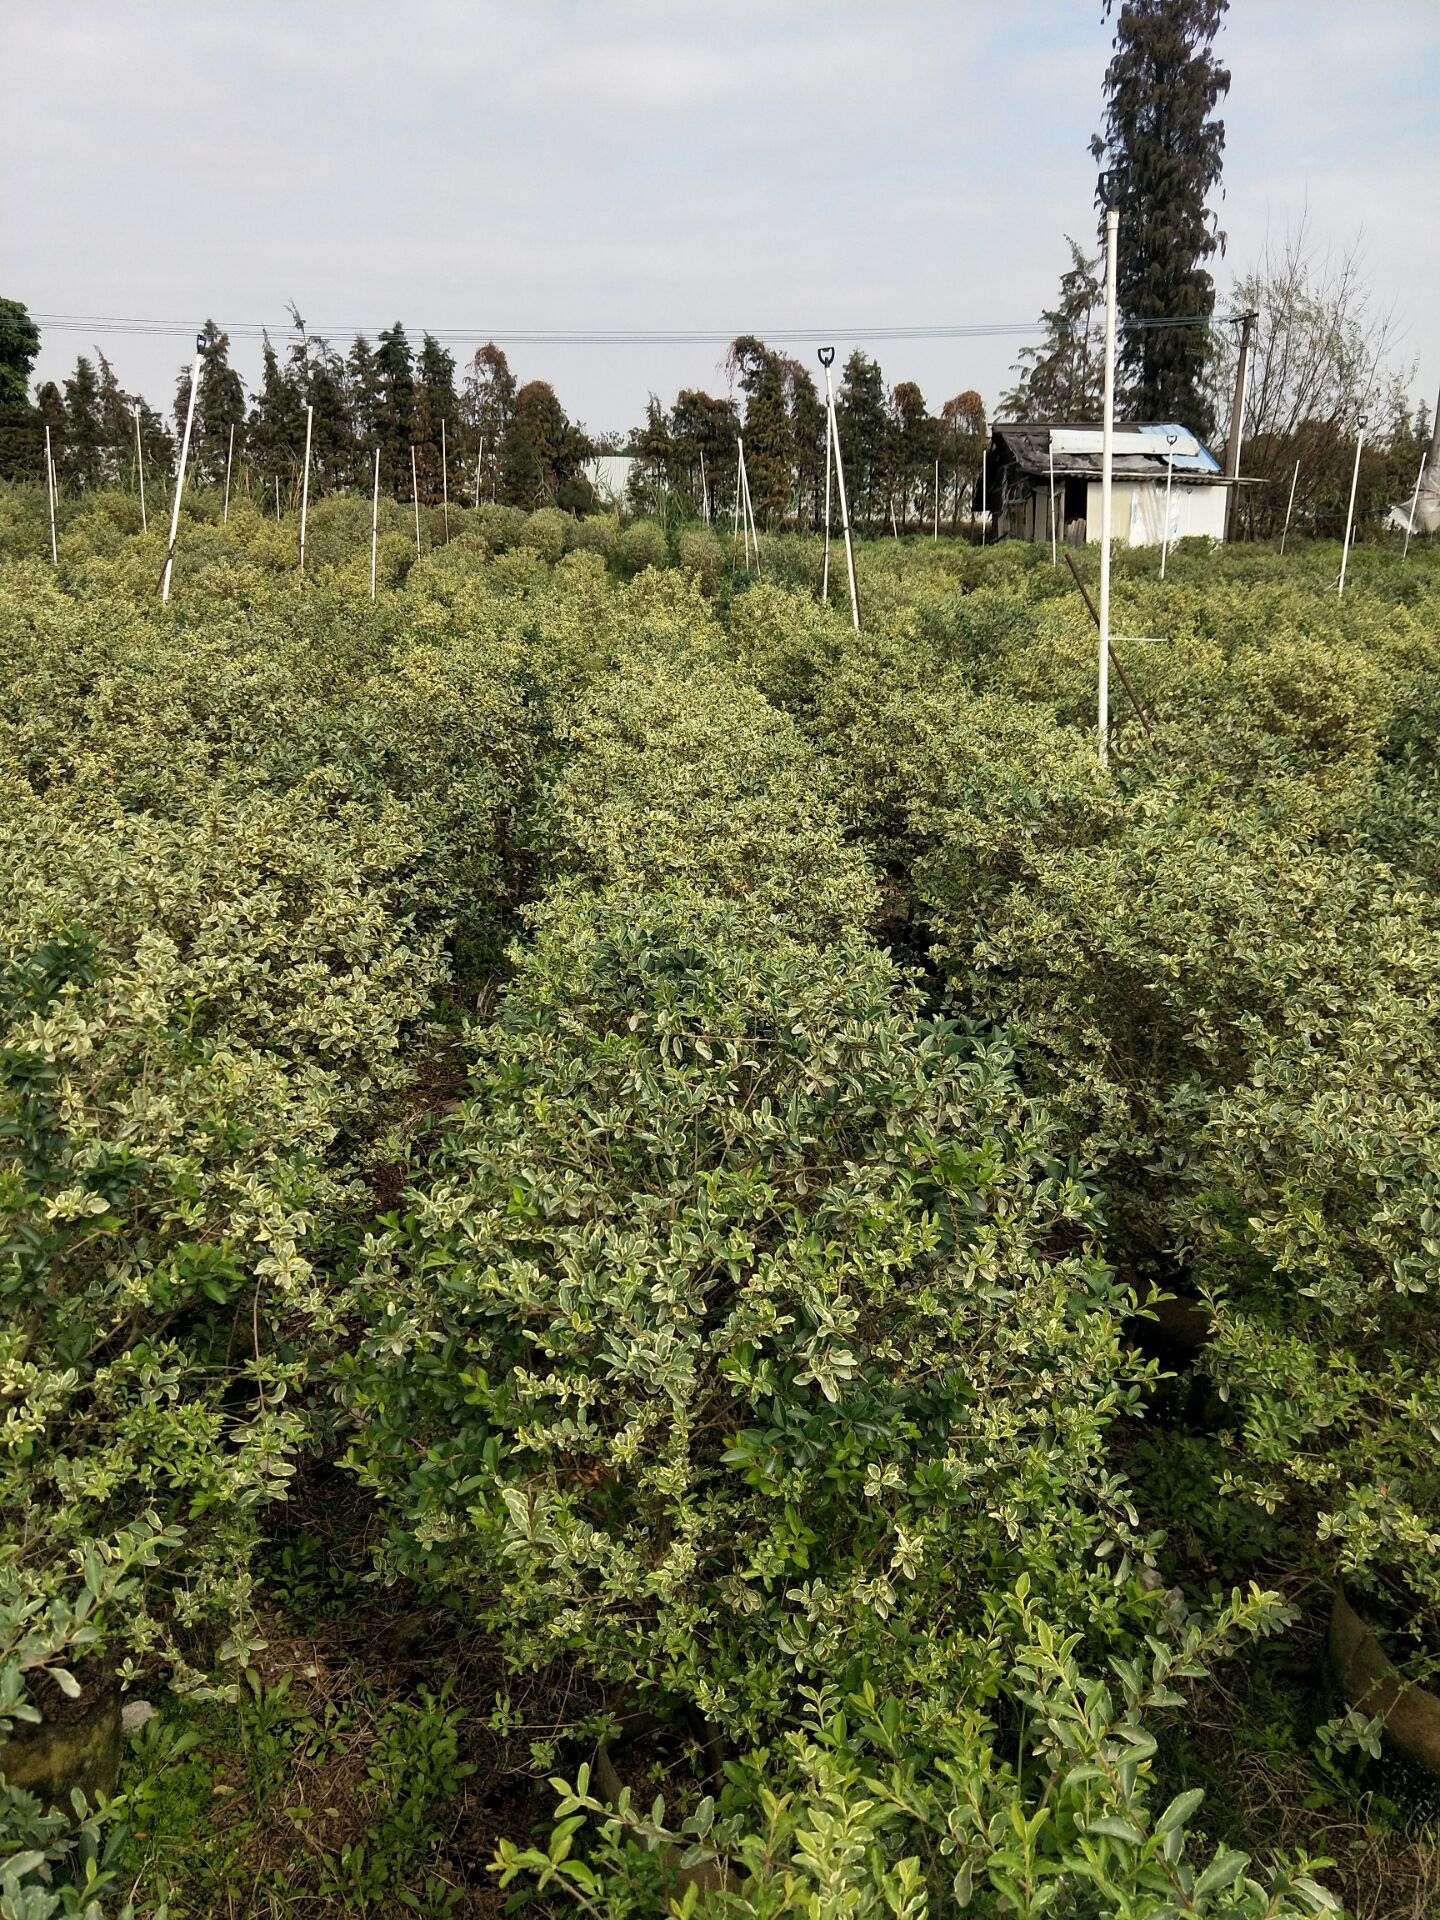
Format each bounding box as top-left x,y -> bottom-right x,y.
3,491 -> 1436,1914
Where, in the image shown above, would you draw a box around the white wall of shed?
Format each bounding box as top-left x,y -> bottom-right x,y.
1084,479 -> 1227,546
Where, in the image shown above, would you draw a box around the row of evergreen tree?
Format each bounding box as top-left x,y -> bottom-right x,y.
2,300 -> 991,532
4,313 -> 596,514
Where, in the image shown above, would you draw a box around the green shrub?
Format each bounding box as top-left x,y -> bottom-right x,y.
675,525 -> 725,591
519,506 -> 574,565
615,519 -> 667,575
540,654 -> 877,945
340,889 -> 1149,1736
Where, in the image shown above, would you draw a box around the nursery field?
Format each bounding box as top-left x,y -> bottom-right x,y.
2,482 -> 1440,1919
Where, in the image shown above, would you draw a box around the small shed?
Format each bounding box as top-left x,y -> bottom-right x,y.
983,421 -> 1230,547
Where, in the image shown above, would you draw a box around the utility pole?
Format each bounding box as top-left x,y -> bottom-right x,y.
1223,309 -> 1257,541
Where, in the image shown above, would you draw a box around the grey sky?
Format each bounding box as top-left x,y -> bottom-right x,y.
4,1 -> 1436,438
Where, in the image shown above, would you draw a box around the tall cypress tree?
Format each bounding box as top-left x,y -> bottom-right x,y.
247,334 -> 305,500
1091,0 -> 1230,435
62,356 -> 105,489
786,364 -> 827,531
837,351 -> 891,532
414,334 -> 458,504
36,381 -> 67,482
727,336 -> 793,527
374,322 -> 417,496
346,335 -> 381,487
462,343 -> 516,501
175,319 -> 247,486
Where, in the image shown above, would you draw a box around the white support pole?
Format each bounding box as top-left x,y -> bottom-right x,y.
731,444 -> 742,556
440,417 -> 450,543
44,424 -> 58,564
736,436 -> 752,571
473,441 -> 483,509
275,475 -> 281,520
161,345 -> 203,603
223,421 -> 235,524
370,445 -> 380,600
411,444 -> 422,558
1098,204 -> 1119,762
980,449 -> 988,545
1403,452 -> 1426,561
1160,432 -> 1177,580
298,403 -> 314,574
133,406 -> 147,531
1279,458 -> 1299,554
1048,439 -> 1057,566
1338,415 -> 1366,597
699,445 -> 709,523
823,370 -> 860,631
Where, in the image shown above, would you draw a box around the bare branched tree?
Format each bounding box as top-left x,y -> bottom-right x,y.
1209,209 -> 1415,536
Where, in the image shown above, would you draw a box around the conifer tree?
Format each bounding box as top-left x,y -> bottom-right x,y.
303,340 -> 354,493
414,334 -> 458,504
62,356 -> 105,489
36,380 -> 67,483
1091,0 -> 1230,434
175,319 -> 246,486
462,343 -> 516,501
727,336 -> 792,526
669,389 -> 738,521
347,335 -> 381,486
247,334 -> 305,500
1002,240 -> 1105,420
837,350 -> 891,531
893,382 -> 936,532
499,380 -> 593,512
374,322 -> 417,496
787,363 -> 827,531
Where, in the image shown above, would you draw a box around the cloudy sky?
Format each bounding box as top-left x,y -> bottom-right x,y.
4,0 -> 1436,437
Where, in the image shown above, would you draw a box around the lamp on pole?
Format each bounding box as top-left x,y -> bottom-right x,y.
1160,429 -> 1178,579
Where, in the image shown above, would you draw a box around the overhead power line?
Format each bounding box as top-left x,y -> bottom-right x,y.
23,311 -> 1221,347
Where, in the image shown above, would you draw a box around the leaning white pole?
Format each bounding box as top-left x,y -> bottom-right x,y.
1098,204 -> 1119,762
161,343 -> 203,603
44,424 -> 58,564
222,420 -> 235,523
1048,439 -> 1057,565
133,406 -> 147,531
1279,458 -> 1299,553
744,439 -> 756,572
370,445 -> 380,600
440,417 -> 450,543
298,403 -> 314,575
411,444 -> 422,557
1403,452 -> 1426,561
828,386 -> 861,631
473,442 -> 483,509
1338,415 -> 1366,598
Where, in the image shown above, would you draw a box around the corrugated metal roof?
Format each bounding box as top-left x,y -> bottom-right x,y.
993,420 -> 1226,483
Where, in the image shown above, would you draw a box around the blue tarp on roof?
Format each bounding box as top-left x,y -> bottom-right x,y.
1136,424 -> 1222,473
